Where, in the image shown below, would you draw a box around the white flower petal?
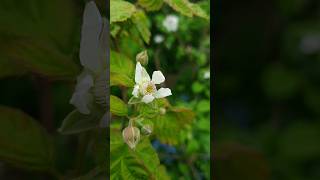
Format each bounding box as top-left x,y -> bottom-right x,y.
132,85 -> 140,97
151,71 -> 165,84
141,95 -> 155,104
75,71 -> 94,93
154,88 -> 172,98
135,62 -> 150,84
70,70 -> 94,114
80,1 -> 103,73
70,92 -> 93,114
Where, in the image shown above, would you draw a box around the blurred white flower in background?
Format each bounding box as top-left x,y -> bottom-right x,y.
70,1 -> 109,127
299,34 -> 320,54
132,62 -> 172,104
162,14 -> 179,32
154,34 -> 164,44
203,70 -> 210,79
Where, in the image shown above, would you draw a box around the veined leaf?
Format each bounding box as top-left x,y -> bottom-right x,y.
110,72 -> 135,87
153,107 -> 195,145
110,129 -> 170,180
110,50 -> 134,81
110,95 -> 128,116
164,0 -> 209,19
132,10 -> 151,44
58,107 -> 104,135
0,106 -> 54,171
110,0 -> 136,23
138,0 -> 163,11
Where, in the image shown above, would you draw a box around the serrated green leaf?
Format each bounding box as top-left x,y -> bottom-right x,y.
164,0 -> 209,19
0,106 -> 54,171
132,10 -> 151,44
111,72 -> 135,87
58,107 -> 104,135
153,107 -> 195,145
110,95 -> 128,116
110,129 -> 169,180
110,0 -> 136,23
188,3 -> 209,19
138,0 -> 163,11
110,50 -> 134,80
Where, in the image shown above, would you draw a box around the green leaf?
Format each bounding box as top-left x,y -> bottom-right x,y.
0,0 -> 80,79
0,106 -> 54,170
72,164 -> 107,180
128,96 -> 141,105
164,0 -> 209,19
138,0 -> 164,11
0,58 -> 27,79
153,107 -> 195,145
58,107 -> 104,135
110,95 -> 128,116
111,72 -> 135,87
110,0 -> 136,23
110,129 -> 169,180
132,10 -> 151,44
110,50 -> 135,80
0,38 -> 79,80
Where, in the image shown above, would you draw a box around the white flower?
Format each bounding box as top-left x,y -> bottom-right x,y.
162,15 -> 179,32
154,34 -> 164,44
203,70 -> 210,79
300,34 -> 320,54
132,62 -> 172,103
70,1 -> 108,118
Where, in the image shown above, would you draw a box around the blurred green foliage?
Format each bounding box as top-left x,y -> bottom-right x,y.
215,0 -> 320,179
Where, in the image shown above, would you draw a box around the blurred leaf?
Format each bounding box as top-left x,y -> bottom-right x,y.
278,122 -> 320,161
110,0 -> 136,23
0,38 -> 79,80
138,0 -> 163,11
196,100 -> 210,113
110,95 -> 128,116
110,129 -> 169,180
261,65 -> 301,100
192,81 -> 204,93
58,107 -> 104,135
72,164 -> 107,180
0,58 -> 27,78
132,10 -> 151,44
215,143 -> 270,180
0,0 -> 80,79
0,106 -> 54,170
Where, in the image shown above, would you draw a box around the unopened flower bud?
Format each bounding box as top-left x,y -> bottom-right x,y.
136,50 -> 148,65
122,126 -> 140,149
141,124 -> 153,135
159,107 -> 166,115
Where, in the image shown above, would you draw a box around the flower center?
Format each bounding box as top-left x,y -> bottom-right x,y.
141,82 -> 156,95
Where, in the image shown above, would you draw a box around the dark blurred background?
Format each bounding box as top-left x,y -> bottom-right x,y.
214,0 -> 320,179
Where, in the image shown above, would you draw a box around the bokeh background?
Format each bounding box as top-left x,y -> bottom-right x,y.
214,0 -> 320,179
